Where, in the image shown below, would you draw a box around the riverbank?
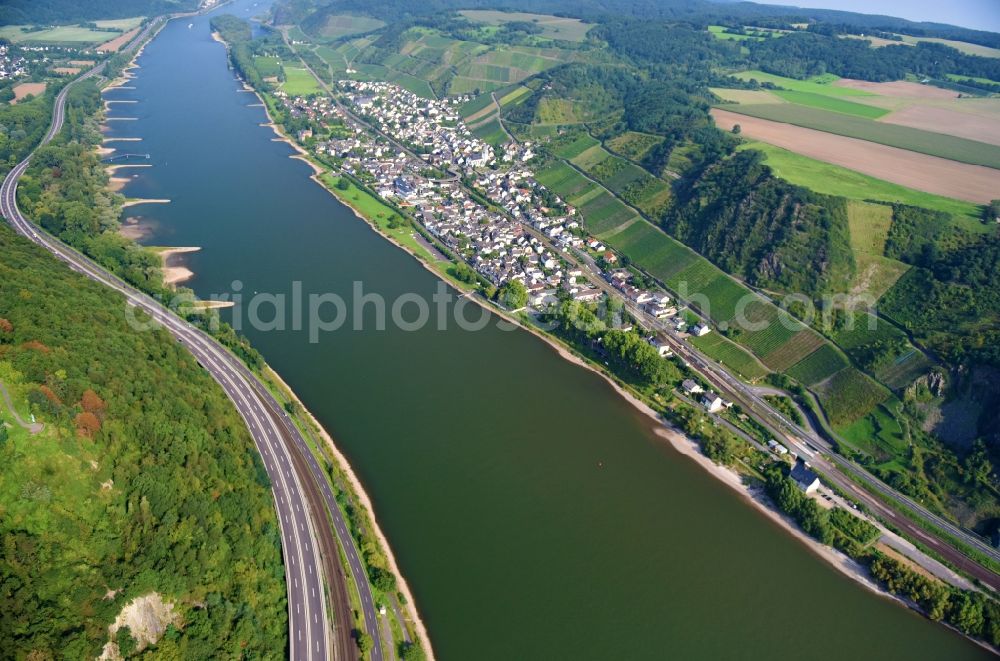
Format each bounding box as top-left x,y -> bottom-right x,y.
230,60 -> 436,659
264,95 -> 988,643
155,246 -> 199,285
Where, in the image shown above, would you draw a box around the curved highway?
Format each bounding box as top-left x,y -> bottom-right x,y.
0,15 -> 387,661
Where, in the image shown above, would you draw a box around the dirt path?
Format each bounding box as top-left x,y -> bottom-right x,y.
0,380 -> 43,434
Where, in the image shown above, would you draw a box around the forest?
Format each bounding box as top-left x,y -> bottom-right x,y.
0,225 -> 287,657
663,149 -> 856,297
0,0 -> 197,25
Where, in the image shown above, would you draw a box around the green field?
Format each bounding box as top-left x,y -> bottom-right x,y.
769,90 -> 889,119
896,34 -> 1000,58
831,311 -> 907,351
846,201 -> 912,299
470,118 -> 510,147
707,25 -> 767,42
459,93 -> 496,118
94,17 -> 145,30
721,102 -> 1000,169
553,134 -> 600,159
498,85 -> 532,107
603,221 -> 698,282
280,66 -> 323,95
946,73 -> 1000,86
875,349 -> 932,390
690,332 -> 770,381
460,10 -> 594,42
816,367 -> 892,428
254,56 -> 282,78
314,14 -> 385,40
606,131 -> 664,161
0,24 -> 129,45
740,142 -> 984,223
838,402 -> 907,458
732,70 -> 875,96
571,144 -> 612,170
786,344 -> 850,386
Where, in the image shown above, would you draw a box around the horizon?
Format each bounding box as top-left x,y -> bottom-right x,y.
753,0 -> 1000,33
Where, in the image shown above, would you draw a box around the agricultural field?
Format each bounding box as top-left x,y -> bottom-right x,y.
94,18 -> 145,31
571,144 -> 611,170
707,25 -> 767,42
312,14 -> 385,40
875,349 -> 933,390
254,56 -> 282,78
469,118 -> 510,147
715,102 -> 1000,169
815,367 -> 892,428
603,221 -> 698,282
498,85 -> 532,107
786,345 -> 850,386
846,201 -> 912,299
731,71 -> 877,97
536,97 -> 587,124
459,92 -> 496,119
0,24 -> 134,45
738,142 -> 983,222
552,134 -> 599,159
710,88 -> 788,105
576,191 -> 637,235
535,161 -> 592,199
895,34 -> 1000,58
751,326 -> 827,372
280,66 -> 323,95
460,10 -> 594,42
689,333 -> 769,381
768,90 -> 889,119
606,131 -> 664,161
831,311 -> 907,351
714,110 -> 1000,204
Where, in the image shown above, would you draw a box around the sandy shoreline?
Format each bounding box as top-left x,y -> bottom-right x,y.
156,247 -> 199,286
122,198 -> 170,208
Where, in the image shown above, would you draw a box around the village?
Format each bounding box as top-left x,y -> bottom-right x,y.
272,80 -> 742,419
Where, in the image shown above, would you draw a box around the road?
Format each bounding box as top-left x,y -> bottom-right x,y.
0,15 -> 387,661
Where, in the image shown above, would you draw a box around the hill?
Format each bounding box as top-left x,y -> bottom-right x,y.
0,224 -> 287,657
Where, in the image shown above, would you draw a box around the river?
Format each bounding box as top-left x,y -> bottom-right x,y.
103,1 -> 990,658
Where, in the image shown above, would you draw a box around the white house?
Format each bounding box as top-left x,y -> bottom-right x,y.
791,460 -> 821,494
702,393 -> 725,413
682,379 -> 704,395
692,323 -> 712,337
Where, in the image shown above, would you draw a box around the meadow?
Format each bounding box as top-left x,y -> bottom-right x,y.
460,10 -> 594,42
739,142 -> 984,223
689,333 -> 770,381
606,131 -> 664,161
732,70 -> 875,97
786,345 -> 850,386
815,367 -> 892,428
707,25 -> 767,42
769,90 -> 889,119
280,66 -> 323,95
0,24 -> 129,45
313,14 -> 385,40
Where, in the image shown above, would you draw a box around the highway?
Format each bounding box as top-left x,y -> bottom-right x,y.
0,15 -> 387,661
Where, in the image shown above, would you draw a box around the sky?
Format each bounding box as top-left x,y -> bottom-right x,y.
754,0 -> 1000,33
